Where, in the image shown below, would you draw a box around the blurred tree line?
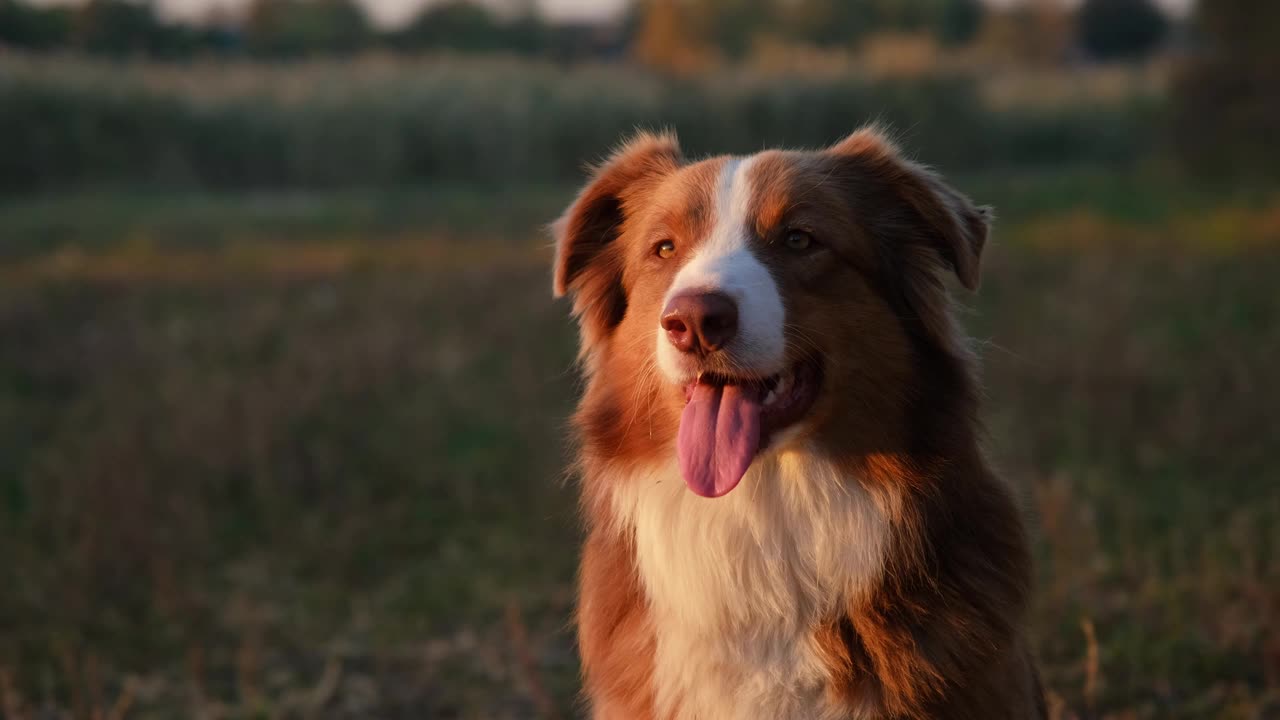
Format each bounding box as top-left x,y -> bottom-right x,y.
1,0 -> 1176,62
0,0 -> 627,59
3,0 -> 1276,181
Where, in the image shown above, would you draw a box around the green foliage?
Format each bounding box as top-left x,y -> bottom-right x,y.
938,0 -> 983,46
669,0 -> 988,53
2,0 -> 234,57
392,0 -> 505,52
0,58 -> 1157,192
1,0 -> 559,59
0,0 -> 1000,62
244,0 -> 371,57
1077,0 -> 1169,60
72,0 -> 165,55
0,0 -> 72,50
390,0 -> 549,54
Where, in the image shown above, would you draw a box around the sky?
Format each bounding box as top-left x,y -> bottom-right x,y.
25,0 -> 1196,30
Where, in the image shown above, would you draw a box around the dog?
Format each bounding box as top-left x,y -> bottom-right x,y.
551,126 -> 1045,719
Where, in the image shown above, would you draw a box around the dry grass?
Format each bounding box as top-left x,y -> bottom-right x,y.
0,175 -> 1277,718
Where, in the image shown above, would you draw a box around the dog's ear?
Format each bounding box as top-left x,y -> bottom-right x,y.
552,131 -> 682,348
553,131 -> 683,297
828,127 -> 990,291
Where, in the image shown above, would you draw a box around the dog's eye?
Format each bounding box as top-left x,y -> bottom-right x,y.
655,240 -> 676,259
784,230 -> 814,252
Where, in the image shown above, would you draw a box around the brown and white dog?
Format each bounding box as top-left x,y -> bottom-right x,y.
551,127 -> 1045,719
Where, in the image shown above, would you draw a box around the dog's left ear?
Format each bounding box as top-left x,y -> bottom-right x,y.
828,127 -> 991,291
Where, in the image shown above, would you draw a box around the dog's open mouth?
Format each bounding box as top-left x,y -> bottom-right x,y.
677,360 -> 821,498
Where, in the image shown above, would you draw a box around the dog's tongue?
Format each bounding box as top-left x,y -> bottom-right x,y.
677,381 -> 762,498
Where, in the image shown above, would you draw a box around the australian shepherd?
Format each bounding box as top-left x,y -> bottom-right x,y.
551,127 -> 1045,719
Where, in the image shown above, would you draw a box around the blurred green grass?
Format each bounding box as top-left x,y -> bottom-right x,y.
1,172 -> 1278,718
0,53 -> 1159,193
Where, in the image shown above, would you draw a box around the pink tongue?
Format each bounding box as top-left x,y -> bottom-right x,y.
677,382 -> 763,498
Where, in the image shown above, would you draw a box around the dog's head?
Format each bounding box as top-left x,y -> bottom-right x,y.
553,127 -> 989,498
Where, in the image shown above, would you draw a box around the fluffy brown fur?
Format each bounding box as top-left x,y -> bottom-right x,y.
553,127 -> 1045,719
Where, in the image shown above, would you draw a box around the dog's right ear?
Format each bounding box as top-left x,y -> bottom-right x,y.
552,131 -> 682,345
553,131 -> 682,297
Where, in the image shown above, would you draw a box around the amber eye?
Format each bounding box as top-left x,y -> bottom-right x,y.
656,240 -> 676,259
784,229 -> 814,252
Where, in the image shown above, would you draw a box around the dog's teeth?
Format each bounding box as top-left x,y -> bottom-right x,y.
764,389 -> 777,406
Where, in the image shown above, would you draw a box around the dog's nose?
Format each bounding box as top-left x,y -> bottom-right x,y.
661,291 -> 739,354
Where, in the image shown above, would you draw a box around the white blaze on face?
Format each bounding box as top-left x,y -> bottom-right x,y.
656,155 -> 787,382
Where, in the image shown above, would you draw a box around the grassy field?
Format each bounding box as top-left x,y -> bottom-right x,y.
1,172 -> 1278,719
0,53 -> 1157,192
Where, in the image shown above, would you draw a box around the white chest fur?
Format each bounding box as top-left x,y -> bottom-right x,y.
610,447 -> 891,720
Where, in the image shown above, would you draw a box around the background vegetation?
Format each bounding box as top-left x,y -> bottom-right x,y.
0,56 -> 1159,192
2,0 -> 1278,718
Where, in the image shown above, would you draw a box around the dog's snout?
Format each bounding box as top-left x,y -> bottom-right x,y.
661,291 -> 739,354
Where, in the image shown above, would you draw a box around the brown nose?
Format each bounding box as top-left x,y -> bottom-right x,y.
661,291 -> 739,354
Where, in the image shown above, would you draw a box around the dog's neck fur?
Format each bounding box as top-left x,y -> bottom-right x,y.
606,445 -> 893,720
